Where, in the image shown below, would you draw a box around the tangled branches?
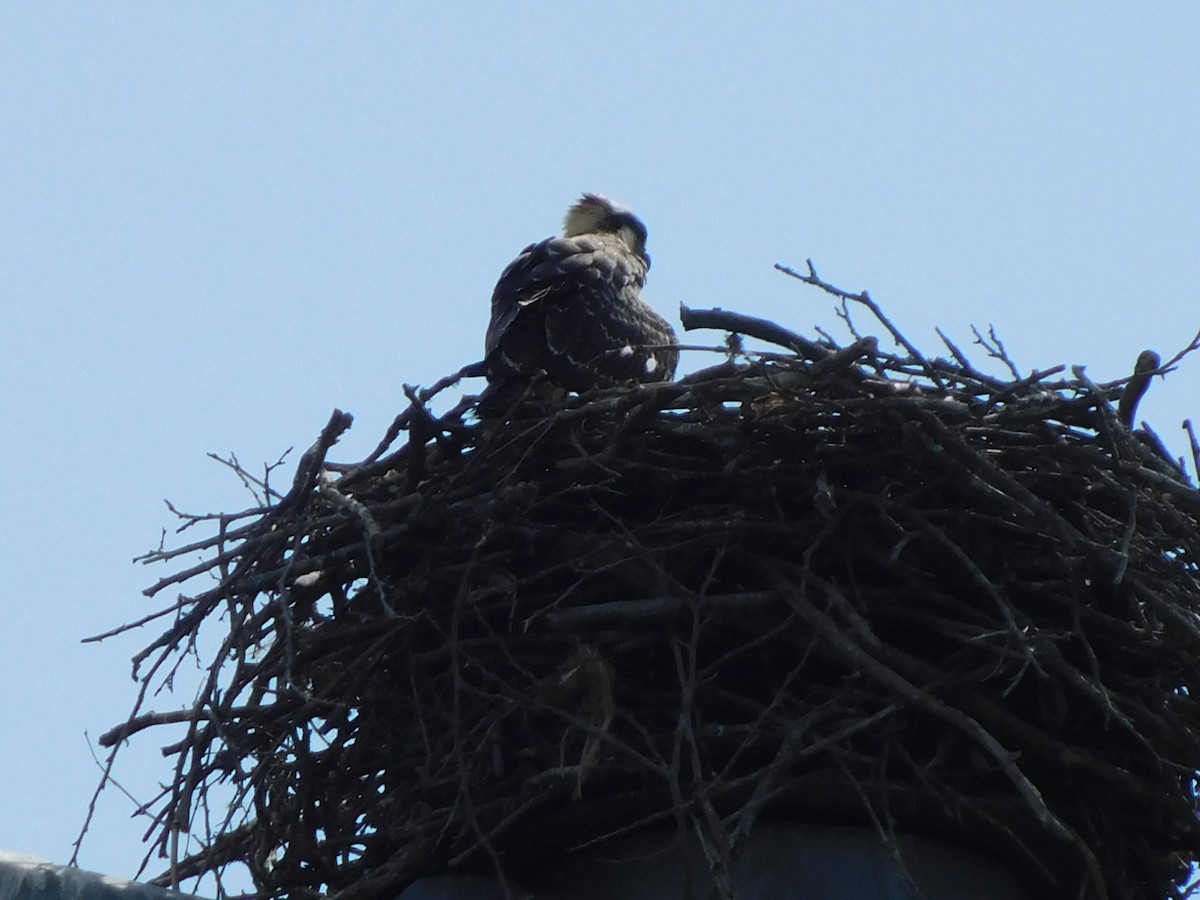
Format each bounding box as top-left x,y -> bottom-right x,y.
86,271 -> 1200,900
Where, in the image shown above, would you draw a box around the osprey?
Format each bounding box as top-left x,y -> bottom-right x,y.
484,194 -> 678,399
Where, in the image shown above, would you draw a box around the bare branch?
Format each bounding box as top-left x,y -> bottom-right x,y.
776,260 -> 946,391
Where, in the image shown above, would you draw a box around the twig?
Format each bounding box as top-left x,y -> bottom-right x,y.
1184,420 -> 1200,481
1118,350 -> 1161,429
679,304 -> 830,360
272,408 -> 354,518
1160,325 -> 1200,371
775,260 -> 946,391
970,324 -> 1023,381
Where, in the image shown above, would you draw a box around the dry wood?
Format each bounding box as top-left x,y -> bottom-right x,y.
81,283 -> 1200,900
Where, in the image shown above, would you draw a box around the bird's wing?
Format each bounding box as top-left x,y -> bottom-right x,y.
486,234 -> 674,390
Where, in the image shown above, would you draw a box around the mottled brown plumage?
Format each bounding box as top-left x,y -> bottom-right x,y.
484,194 -> 677,396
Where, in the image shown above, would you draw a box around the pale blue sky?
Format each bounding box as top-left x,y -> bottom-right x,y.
2,4 -> 1198,894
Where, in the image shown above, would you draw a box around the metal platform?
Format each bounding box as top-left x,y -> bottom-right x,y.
0,851 -> 204,900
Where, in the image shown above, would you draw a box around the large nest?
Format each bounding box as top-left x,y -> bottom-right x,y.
88,268 -> 1200,900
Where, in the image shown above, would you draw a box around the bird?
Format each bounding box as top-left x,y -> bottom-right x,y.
482,194 -> 678,406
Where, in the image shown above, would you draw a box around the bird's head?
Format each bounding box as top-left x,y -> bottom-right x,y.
563,193 -> 650,267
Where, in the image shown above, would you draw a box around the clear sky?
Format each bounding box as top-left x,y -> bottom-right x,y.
2,3 -> 1198,895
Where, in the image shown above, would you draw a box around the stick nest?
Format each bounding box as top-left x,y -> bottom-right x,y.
94,283 -> 1200,900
